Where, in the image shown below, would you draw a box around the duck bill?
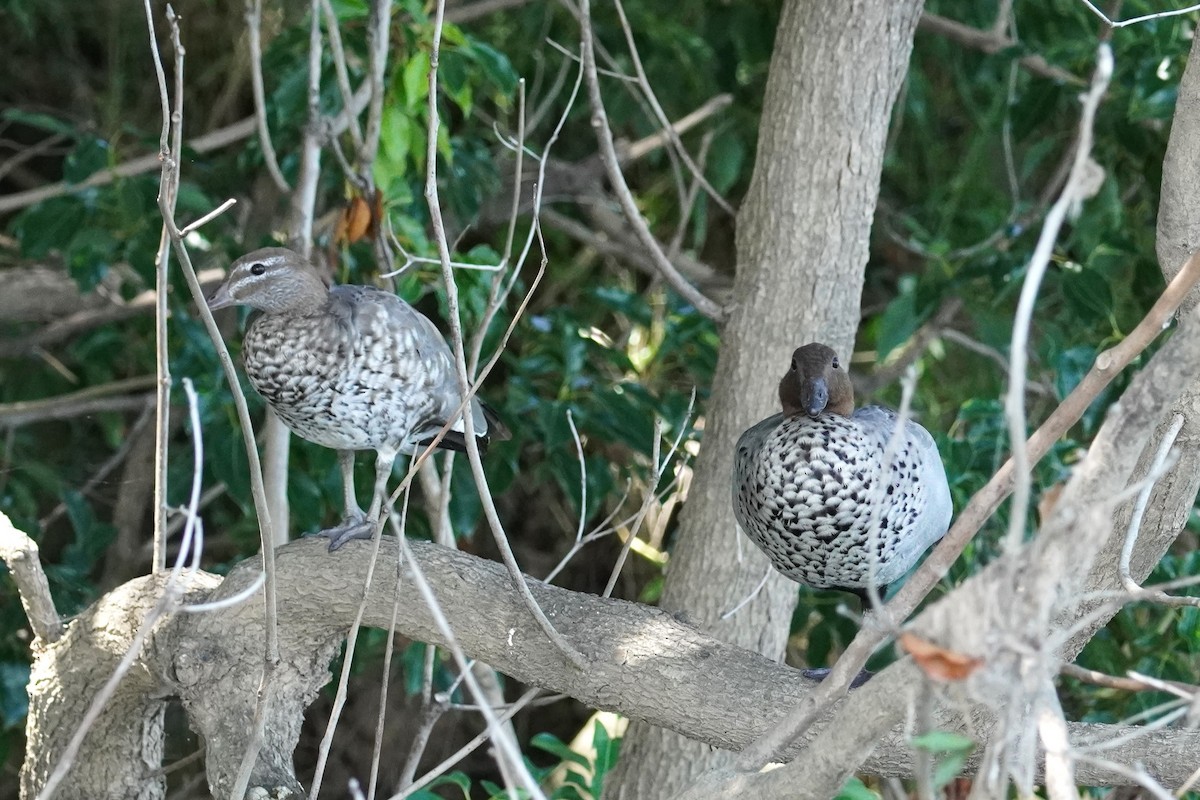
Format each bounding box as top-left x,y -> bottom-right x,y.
206,283 -> 236,311
801,376 -> 829,417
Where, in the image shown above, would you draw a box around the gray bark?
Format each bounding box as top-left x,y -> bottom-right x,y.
17,537 -> 1200,799
603,1 -> 926,797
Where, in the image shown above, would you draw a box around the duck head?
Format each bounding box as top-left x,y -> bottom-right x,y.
207,247 -> 328,314
778,342 -> 854,418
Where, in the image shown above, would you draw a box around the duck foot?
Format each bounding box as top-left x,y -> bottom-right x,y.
801,667 -> 874,689
311,516 -> 379,552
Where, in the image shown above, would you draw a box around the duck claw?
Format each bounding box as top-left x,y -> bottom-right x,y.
801,667 -> 874,689
311,516 -> 378,551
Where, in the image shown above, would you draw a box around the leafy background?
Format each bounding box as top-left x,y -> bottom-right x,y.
1,0 -> 1198,796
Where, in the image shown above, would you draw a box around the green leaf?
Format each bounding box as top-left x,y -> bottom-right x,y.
910,730 -> 975,753
404,51 -> 431,111
13,198 -> 87,259
834,776 -> 879,800
0,108 -> 78,137
932,750 -> 970,789
63,136 -> 110,184
875,279 -> 919,360
408,771 -> 472,799
0,663 -> 31,729
530,732 -> 589,768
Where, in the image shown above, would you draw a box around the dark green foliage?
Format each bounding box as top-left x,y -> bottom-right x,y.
3,0 -> 1200,794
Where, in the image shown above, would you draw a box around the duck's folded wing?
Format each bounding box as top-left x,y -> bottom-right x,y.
852,405 -> 953,539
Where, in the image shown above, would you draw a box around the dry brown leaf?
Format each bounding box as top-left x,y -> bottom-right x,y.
899,632 -> 984,682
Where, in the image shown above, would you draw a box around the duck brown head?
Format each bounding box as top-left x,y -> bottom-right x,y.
778,342 -> 854,418
207,247 -> 329,315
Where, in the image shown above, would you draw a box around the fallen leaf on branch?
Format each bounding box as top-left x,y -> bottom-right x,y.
899,632 -> 984,682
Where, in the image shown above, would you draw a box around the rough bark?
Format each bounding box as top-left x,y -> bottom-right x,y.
603,1 -> 926,797
16,536 -> 1200,799
1157,30 -> 1200,305
20,573 -> 219,800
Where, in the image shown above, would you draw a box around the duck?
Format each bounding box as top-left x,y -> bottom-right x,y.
206,247 -> 503,550
732,342 -> 951,600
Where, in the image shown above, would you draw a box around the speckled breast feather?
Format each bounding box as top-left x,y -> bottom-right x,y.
733,407 -> 951,590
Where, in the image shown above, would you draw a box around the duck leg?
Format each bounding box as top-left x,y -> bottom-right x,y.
317,450 -> 372,551
364,447 -> 398,523
338,450 -> 365,521
800,584 -> 888,687
320,447 -> 398,551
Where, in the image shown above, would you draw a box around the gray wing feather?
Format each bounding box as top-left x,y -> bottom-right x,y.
852,404 -> 952,557
329,284 -> 490,438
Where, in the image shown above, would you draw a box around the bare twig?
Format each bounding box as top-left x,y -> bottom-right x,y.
1004,44 -> 1112,553
917,12 -> 1084,85
320,0 -> 365,152
148,8 -> 187,574
1117,413 -> 1199,606
0,269 -> 226,359
389,688 -> 542,800
1077,0 -> 1200,29
0,133 -> 68,183
33,369 -> 211,800
1060,663 -> 1197,695
245,0 -> 291,191
623,94 -> 733,164
610,0 -> 733,215
360,0 -> 393,168
39,397 -> 157,531
0,512 -> 63,644
424,0 -> 586,670
0,118 -> 252,214
307,466 -> 404,799
141,9 -> 284,799
576,2 -> 724,321
396,533 -> 546,798
0,377 -> 156,427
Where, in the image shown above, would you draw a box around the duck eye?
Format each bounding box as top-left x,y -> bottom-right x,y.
831,357 -> 840,369
791,358 -> 799,371
250,262 -> 266,276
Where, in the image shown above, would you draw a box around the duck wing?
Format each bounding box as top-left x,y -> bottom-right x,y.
328,285 -> 498,449
850,405 -> 952,556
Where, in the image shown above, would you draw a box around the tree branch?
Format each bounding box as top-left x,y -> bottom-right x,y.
917,12 -> 1084,86
184,537 -> 1200,793
0,511 -> 62,645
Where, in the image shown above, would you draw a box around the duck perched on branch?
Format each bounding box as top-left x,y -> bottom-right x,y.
207,247 -> 504,550
733,342 -> 952,600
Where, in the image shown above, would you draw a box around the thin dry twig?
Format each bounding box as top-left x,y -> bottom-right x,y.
389,687 -> 544,800
1004,43 -> 1112,554
610,0 -> 733,215
1060,663 -> 1197,695
245,0 -> 290,191
576,1 -> 724,321
320,0 -> 365,152
32,372 -> 211,800
0,381 -> 155,427
396,533 -> 546,799
1116,413 -> 1200,607
1077,0 -> 1200,28
917,12 -> 1084,85
423,0 -> 587,671
141,9 -> 284,798
39,397 -> 157,530
149,12 -> 186,574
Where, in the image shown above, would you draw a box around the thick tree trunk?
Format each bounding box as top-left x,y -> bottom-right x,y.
603,2 -> 925,797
